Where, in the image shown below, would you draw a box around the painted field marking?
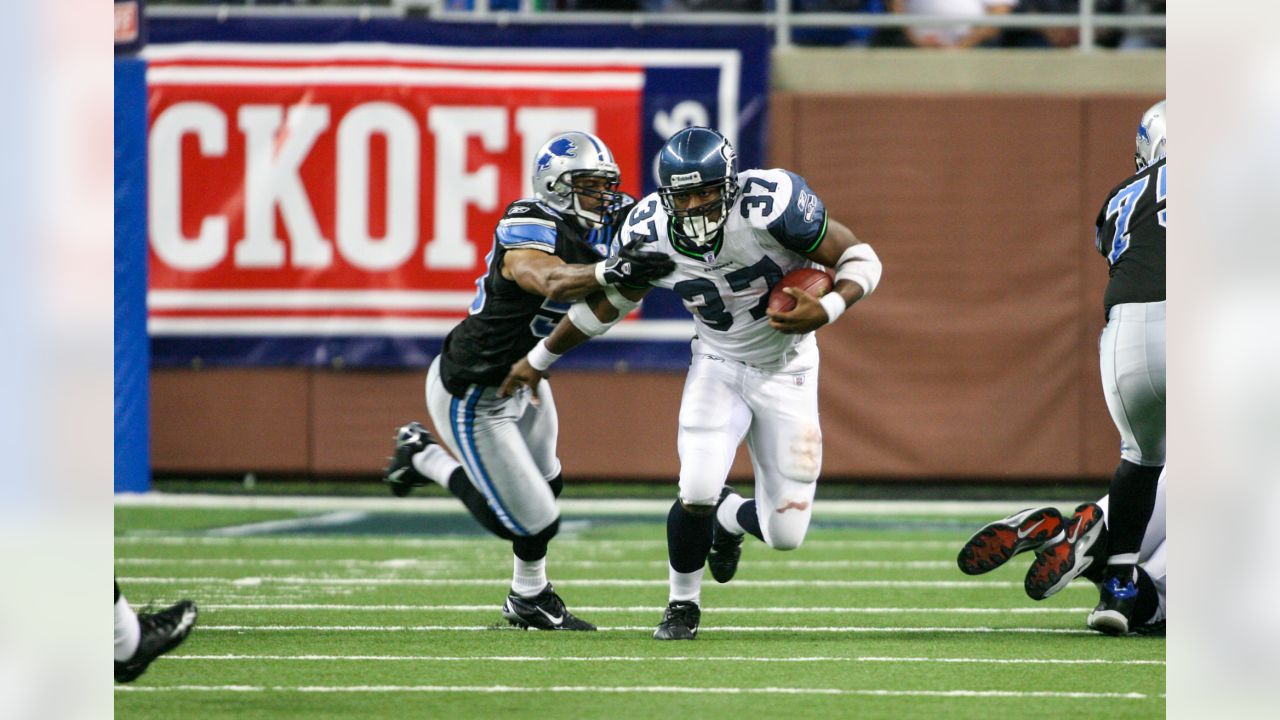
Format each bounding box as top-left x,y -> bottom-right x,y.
196,624 -> 1101,634
115,536 -> 964,549
163,653 -> 1164,666
114,684 -> 1160,699
192,604 -> 1091,615
116,576 -> 1090,590
115,557 -> 956,570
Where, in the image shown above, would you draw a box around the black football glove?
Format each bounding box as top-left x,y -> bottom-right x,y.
597,238 -> 676,286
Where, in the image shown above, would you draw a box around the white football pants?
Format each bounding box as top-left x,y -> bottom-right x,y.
1099,301 -> 1166,465
425,356 -> 562,536
678,337 -> 822,551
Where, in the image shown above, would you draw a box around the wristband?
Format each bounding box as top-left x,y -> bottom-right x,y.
819,292 -> 848,325
526,338 -> 562,372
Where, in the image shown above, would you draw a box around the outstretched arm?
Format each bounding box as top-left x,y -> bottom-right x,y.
499,285 -> 651,403
766,217 -> 882,334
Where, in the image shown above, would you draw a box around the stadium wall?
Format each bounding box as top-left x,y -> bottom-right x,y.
151,52 -> 1162,481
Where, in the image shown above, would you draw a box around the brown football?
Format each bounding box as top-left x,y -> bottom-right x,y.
767,268 -> 834,314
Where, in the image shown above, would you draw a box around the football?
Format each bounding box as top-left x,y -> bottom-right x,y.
767,268 -> 834,313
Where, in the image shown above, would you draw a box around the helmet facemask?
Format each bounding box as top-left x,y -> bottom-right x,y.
659,177 -> 739,247
555,170 -> 621,230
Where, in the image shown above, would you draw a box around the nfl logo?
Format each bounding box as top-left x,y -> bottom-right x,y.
794,375 -> 805,386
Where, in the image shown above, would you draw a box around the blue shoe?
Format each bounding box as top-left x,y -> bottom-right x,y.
1088,576 -> 1139,635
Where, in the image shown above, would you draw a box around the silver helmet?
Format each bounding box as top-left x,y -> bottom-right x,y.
531,131 -> 621,229
1135,100 -> 1167,171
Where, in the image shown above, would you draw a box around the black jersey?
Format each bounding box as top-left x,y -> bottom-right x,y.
438,196 -> 634,397
1095,157 -> 1166,316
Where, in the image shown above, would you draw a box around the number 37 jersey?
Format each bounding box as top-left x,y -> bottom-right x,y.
623,168 -> 829,368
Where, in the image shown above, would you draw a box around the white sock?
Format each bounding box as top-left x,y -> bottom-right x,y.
114,594 -> 141,662
716,492 -> 747,536
512,556 -> 548,598
411,443 -> 462,489
668,565 -> 704,606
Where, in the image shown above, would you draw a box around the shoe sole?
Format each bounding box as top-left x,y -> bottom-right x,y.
956,507 -> 1065,576
653,628 -> 698,640
707,485 -> 743,584
1087,608 -> 1130,636
1025,503 -> 1104,600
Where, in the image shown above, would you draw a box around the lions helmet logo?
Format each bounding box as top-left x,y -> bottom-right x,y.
536,138 -> 578,172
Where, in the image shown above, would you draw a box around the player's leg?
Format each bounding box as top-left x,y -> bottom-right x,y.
739,361 -> 822,553
656,355 -> 751,640
1094,301 -> 1166,633
1088,467 -> 1168,634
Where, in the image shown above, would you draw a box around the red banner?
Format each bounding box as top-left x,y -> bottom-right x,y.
146,45 -> 644,335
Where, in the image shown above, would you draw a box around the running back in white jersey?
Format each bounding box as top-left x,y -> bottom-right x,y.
621,168 -> 829,368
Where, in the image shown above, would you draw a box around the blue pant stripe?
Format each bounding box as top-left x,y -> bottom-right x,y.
451,387 -> 529,536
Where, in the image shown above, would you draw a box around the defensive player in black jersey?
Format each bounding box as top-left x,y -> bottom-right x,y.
382,131 -> 673,630
1086,100 -> 1166,635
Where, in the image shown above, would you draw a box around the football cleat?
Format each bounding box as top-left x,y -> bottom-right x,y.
653,600 -> 701,641
1025,502 -> 1107,600
501,584 -> 596,631
383,422 -> 433,497
1088,575 -> 1139,635
707,485 -> 745,583
956,506 -> 1065,576
114,600 -> 198,683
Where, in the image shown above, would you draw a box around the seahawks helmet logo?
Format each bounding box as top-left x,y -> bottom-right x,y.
536,138 -> 578,171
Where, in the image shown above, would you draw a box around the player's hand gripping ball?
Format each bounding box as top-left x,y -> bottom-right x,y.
767,268 -> 834,314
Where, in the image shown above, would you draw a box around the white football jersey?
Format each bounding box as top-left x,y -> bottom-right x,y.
622,168 -> 830,368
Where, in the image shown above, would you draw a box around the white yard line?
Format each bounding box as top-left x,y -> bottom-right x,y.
162,654 -> 1163,666
114,684 -> 1160,699
206,511 -> 369,537
116,576 -> 1089,590
196,625 -> 1100,634
115,492 -> 1070,517
115,557 -> 956,569
192,604 -> 1090,614
115,536 -> 962,549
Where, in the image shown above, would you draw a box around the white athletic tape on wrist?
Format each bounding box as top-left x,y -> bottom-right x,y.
819,292 -> 848,324
604,284 -> 640,314
567,300 -> 613,337
834,243 -> 882,298
526,338 -> 562,372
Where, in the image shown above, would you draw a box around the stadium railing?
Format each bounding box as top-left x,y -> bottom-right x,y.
146,1 -> 1165,51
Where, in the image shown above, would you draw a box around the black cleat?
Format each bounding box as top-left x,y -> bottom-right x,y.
1025,502 -> 1107,600
956,506 -> 1066,576
707,485 -> 744,583
653,600 -> 701,640
383,422 -> 433,497
502,584 -> 596,631
1088,575 -> 1139,635
115,600 -> 198,683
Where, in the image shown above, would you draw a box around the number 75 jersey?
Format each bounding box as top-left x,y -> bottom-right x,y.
622,168 -> 829,368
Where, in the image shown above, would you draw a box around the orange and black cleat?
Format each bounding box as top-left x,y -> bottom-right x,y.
957,506 -> 1066,576
1025,502 -> 1108,601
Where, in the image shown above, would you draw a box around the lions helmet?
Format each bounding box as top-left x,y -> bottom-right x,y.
657,127 -> 740,247
531,131 -> 621,229
1135,100 -> 1167,171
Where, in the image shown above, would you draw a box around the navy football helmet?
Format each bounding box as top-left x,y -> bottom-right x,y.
532,131 -> 621,229
657,127 -> 739,246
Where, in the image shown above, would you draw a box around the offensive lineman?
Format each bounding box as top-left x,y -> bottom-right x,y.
382,131 -> 673,630
500,126 -> 883,639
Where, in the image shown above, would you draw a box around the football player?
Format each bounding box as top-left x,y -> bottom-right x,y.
1088,99 -> 1167,634
956,468 -> 1167,635
500,126 -> 883,639
382,131 -> 673,631
114,581 -> 197,682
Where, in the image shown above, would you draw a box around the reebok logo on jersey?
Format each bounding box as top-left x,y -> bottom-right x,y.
797,190 -> 819,223
508,206 -> 531,214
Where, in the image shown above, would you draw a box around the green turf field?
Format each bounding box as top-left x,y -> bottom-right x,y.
114,500 -> 1164,719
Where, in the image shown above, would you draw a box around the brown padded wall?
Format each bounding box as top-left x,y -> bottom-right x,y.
150,93 -> 1160,480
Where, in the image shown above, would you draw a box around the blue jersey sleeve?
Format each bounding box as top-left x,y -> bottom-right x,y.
767,170 -> 828,254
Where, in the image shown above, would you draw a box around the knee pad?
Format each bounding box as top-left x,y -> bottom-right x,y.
513,517 -> 559,561
547,473 -> 563,499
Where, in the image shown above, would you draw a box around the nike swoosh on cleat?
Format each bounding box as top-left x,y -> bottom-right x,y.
1016,519 -> 1045,539
535,607 -> 564,626
387,468 -> 408,483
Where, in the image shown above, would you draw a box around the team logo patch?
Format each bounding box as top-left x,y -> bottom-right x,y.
536,138 -> 578,172
797,190 -> 819,223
